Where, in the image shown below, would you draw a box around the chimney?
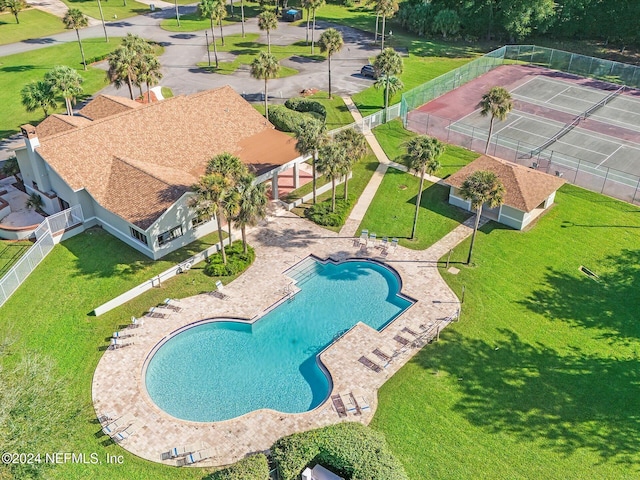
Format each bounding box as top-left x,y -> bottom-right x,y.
21,124 -> 40,151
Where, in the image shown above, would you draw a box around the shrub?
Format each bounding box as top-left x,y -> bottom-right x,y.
271,423 -> 408,480
284,97 -> 327,120
203,241 -> 255,277
305,199 -> 350,227
269,105 -> 321,133
209,453 -> 269,480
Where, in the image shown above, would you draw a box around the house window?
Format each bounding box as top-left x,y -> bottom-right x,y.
130,227 -> 148,246
59,198 -> 70,210
191,214 -> 212,228
157,225 -> 183,246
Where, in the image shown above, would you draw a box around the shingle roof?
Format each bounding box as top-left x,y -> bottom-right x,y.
444,155 -> 566,212
35,114 -> 93,139
33,86 -> 300,229
78,94 -> 142,120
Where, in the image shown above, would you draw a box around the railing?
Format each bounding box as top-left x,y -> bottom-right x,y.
0,205 -> 84,308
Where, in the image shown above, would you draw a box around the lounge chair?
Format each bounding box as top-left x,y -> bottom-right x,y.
352,388 -> 370,412
331,394 -> 348,418
112,425 -> 134,443
372,346 -> 395,364
160,298 -> 182,312
341,392 -> 359,415
110,338 -> 133,350
402,326 -> 419,337
210,280 -> 229,299
390,237 -> 399,251
176,448 -> 215,466
102,413 -> 134,436
112,330 -> 133,339
164,443 -> 201,459
130,316 -> 144,328
369,232 -> 377,247
359,229 -> 369,245
393,335 -> 411,347
358,356 -> 382,373
145,307 -> 167,318
380,237 -> 389,250
97,412 -> 113,424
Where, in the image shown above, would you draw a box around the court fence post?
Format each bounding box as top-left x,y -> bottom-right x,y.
633,179 -> 640,204
601,168 -> 609,193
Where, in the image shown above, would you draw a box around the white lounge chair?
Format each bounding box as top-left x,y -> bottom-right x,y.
160,298 -> 182,312
110,338 -> 133,349
380,237 -> 389,250
166,443 -> 200,459
102,413 -> 134,436
359,229 -> 369,245
369,232 -> 377,247
352,389 -> 370,412
145,307 -> 167,318
112,425 -> 134,443
391,237 -> 399,251
130,316 -> 144,328
176,448 -> 215,466
211,280 -> 229,299
341,392 -> 358,415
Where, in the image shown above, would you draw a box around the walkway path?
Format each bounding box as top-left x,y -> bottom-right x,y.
27,0 -> 101,23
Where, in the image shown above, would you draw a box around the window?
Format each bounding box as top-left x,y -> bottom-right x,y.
59,198 -> 70,211
157,225 -> 183,246
130,227 -> 148,246
191,214 -> 212,228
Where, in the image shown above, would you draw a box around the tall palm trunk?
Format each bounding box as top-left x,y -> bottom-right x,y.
65,97 -> 73,116
216,208 -> 227,264
264,77 -> 269,120
311,9 -> 317,53
267,31 -> 271,53
126,74 -> 134,100
411,167 -> 425,239
75,29 -> 87,70
210,19 -> 219,67
328,54 -> 332,98
374,14 -> 379,42
305,8 -> 310,43
146,83 -> 151,103
343,171 -> 350,200
219,18 -> 225,46
484,115 -> 495,153
227,217 -> 233,244
331,177 -> 336,212
312,149 -> 318,204
241,225 -> 248,253
14,13 -> 19,24
241,0 -> 245,37
384,75 -> 390,122
230,0 -> 234,14
467,206 -> 483,264
381,15 -> 386,51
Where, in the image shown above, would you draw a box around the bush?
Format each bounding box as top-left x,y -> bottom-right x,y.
269,105 -> 321,133
209,453 -> 269,480
271,423 -> 408,480
305,199 -> 350,227
284,97 -> 327,120
203,241 -> 255,277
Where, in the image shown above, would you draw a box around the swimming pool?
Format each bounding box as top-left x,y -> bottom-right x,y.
144,258 -> 413,422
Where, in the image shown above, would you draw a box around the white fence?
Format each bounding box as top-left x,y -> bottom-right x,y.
0,205 -> 83,308
283,172 -> 352,210
92,233 -> 235,316
329,103 -> 402,138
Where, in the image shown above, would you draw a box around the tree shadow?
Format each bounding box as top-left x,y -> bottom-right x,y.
0,64 -> 36,73
520,249 -> 640,344
416,328 -> 640,466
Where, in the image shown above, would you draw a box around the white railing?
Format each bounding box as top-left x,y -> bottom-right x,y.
0,205 -> 83,308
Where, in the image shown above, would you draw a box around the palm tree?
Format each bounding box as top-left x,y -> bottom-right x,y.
335,128 -> 366,200
21,80 -> 57,118
258,10 -> 278,53
478,86 -> 513,154
44,66 -> 84,116
374,74 -> 403,122
206,152 -> 248,178
107,47 -> 137,100
63,9 -> 89,71
294,121 -> 327,204
136,54 -> 162,102
250,52 -> 279,121
318,28 -> 343,99
317,143 -> 347,212
376,0 -> 398,51
191,173 -> 234,264
302,0 -> 312,44
373,47 -> 403,122
235,175 -> 268,253
214,0 -> 227,46
122,33 -> 153,55
240,0 -> 246,37
309,0 -> 325,54
459,170 -> 505,264
406,135 -> 444,240
1,0 -> 26,24
199,0 -> 220,68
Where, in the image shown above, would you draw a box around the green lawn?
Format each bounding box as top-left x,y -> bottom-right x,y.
196,33 -> 324,76
373,119 -> 479,178
0,9 -> 65,46
0,38 -> 121,139
372,184 -> 640,479
0,239 -> 31,276
160,3 -> 263,31
0,228 -> 245,479
57,0 -> 149,20
308,92 -> 354,130
358,167 -> 471,249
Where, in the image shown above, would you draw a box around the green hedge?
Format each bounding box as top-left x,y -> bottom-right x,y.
305,199 -> 350,227
209,454 -> 269,480
268,105 -> 318,133
203,241 -> 255,277
284,97 -> 327,120
271,423 -> 408,480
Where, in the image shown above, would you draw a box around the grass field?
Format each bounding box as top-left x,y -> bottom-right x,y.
357,167 -> 471,249
0,9 -> 65,46
373,119 -> 479,178
309,92 -> 354,130
197,33 -> 324,75
57,0 -> 148,20
0,239 -> 31,276
0,228 -> 241,479
0,38 -> 120,139
372,184 -> 640,479
161,2 -> 263,31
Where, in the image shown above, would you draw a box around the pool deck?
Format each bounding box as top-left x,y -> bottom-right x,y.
92,208 -> 478,468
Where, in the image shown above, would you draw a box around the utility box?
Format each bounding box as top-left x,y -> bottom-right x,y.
282,9 -> 302,21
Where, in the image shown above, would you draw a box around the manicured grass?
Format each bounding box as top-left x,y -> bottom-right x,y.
160,3 -> 263,31
57,0 -> 149,20
0,228 -> 248,479
0,239 -> 31,275
0,9 -> 65,46
292,151 -> 378,232
197,33 -> 323,75
372,184 -> 640,479
373,119 -> 479,178
0,38 -> 122,139
308,92 -> 354,130
160,86 -> 174,98
358,167 -> 471,249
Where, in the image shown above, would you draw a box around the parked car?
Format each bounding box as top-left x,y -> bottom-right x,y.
360,64 -> 377,79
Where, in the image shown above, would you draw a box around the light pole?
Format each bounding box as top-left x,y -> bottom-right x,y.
97,0 -> 108,42
175,0 -> 181,27
205,31 -> 211,67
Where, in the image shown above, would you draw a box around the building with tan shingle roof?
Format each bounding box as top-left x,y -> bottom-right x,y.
444,155 -> 565,230
14,86 -> 303,259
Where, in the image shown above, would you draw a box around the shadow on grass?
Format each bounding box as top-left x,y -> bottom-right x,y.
520,248 -> 640,343
401,174 -> 471,224
416,328 -> 640,466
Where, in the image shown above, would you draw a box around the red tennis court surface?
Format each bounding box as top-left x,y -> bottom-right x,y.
406,64 -> 640,204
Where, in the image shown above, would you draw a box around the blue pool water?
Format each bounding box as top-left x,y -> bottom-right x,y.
144,259 -> 413,422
